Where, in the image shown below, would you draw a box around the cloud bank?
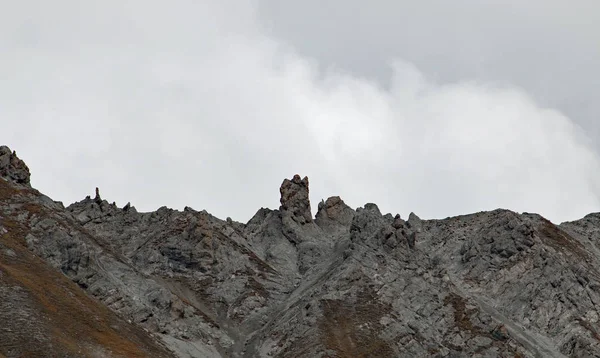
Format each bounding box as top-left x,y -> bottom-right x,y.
2,0 -> 599,223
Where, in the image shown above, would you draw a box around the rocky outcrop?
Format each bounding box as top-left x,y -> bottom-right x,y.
315,196 -> 355,234
0,159 -> 174,356
0,146 -> 30,186
279,174 -> 312,224
3,144 -> 600,357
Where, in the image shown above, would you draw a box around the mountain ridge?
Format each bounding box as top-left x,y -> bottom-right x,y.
2,144 -> 600,357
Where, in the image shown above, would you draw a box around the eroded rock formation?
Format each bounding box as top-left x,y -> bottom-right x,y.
2,145 -> 600,358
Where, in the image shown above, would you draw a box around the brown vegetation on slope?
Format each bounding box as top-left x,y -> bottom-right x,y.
319,286 -> 394,358
0,180 -> 174,358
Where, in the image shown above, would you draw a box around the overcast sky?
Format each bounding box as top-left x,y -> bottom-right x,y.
2,1 -> 599,223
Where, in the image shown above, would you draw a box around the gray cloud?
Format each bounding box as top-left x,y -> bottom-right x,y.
2,1 -> 599,223
259,0 -> 600,135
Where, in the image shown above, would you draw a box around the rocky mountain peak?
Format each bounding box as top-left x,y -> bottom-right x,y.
5,144 -> 600,357
0,145 -> 31,186
315,195 -> 355,229
279,174 -> 312,224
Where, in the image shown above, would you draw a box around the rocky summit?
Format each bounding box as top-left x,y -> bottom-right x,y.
2,145 -> 600,358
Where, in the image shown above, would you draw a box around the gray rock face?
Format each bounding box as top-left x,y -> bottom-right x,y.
315,196 -> 355,234
3,147 -> 600,358
0,146 -> 30,186
279,174 -> 312,224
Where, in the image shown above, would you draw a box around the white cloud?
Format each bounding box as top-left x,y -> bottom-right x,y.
1,1 -> 598,223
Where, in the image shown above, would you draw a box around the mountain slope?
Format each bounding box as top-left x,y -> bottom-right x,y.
2,145 -> 600,357
0,147 -> 174,358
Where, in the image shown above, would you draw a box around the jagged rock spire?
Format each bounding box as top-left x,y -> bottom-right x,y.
95,187 -> 101,202
279,174 -> 312,224
0,145 -> 31,186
